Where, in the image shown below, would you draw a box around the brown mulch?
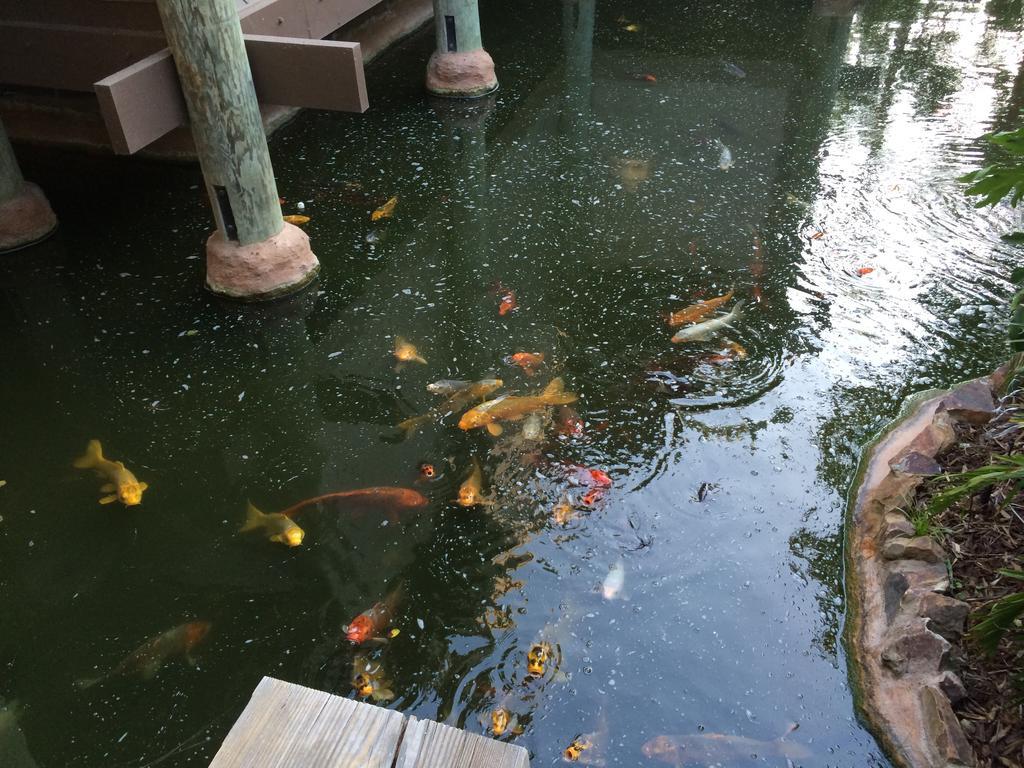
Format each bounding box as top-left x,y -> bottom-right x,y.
911,394 -> 1024,767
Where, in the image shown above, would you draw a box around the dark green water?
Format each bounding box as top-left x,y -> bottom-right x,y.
3,0 -> 1024,765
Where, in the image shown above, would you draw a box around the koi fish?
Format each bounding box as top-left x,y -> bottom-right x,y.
601,558 -> 625,600
239,501 -> 305,547
724,340 -> 748,359
76,621 -> 211,689
345,583 -> 403,644
397,378 -> 504,437
527,642 -> 554,677
279,487 -> 429,518
560,464 -> 613,488
426,379 -> 473,396
73,440 -> 148,506
394,336 -> 427,365
564,712 -> 609,765
484,707 -> 522,737
671,300 -> 745,344
522,412 -> 545,441
623,23 -> 640,32
0,698 -> 37,768
506,352 -> 545,376
555,405 -> 584,437
666,289 -> 735,327
716,140 -> 734,171
351,654 -> 395,702
563,735 -> 595,763
552,494 -> 576,525
371,195 -> 398,221
641,725 -> 810,766
581,488 -> 605,506
418,462 -> 438,480
459,378 -> 578,436
457,458 -> 490,507
282,214 -> 310,225
856,266 -> 875,276
616,157 -> 652,193
721,60 -> 747,78
499,291 -> 518,316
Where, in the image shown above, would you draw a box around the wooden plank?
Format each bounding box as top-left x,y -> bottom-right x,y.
94,35 -> 366,154
237,0 -> 380,40
246,35 -> 367,113
94,49 -> 185,155
395,716 -> 531,768
0,0 -> 163,31
0,22 -> 165,91
208,677 -> 407,768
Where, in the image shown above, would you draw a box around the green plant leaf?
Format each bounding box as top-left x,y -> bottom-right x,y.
972,591 -> 1024,655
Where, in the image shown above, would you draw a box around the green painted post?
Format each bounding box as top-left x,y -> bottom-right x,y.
0,117 -> 57,253
426,0 -> 497,98
0,120 -> 25,204
154,0 -> 318,300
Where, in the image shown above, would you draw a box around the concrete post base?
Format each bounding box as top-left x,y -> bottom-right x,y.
426,49 -> 498,98
205,222 -> 320,301
0,182 -> 58,254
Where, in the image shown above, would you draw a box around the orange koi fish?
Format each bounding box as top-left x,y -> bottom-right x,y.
499,291 -> 518,316
280,488 -> 429,518
371,195 -> 398,221
282,214 -> 310,225
345,583 -> 403,644
856,267 -> 875,276
552,494 -> 576,525
76,621 -> 210,689
506,351 -> 545,376
459,378 -> 578,436
394,336 -> 427,365
73,440 -> 148,506
666,288 -> 735,328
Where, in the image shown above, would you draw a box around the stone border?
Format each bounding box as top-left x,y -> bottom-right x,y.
845,374 -> 1001,768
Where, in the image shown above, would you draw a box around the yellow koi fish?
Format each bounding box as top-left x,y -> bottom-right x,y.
239,501 -> 305,547
73,440 -> 148,506
351,654 -> 395,702
666,288 -> 735,328
457,458 -> 491,507
394,336 -> 427,366
396,378 -> 503,437
459,378 -> 578,437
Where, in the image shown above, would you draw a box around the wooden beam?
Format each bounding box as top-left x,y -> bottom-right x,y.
246,36 -> 367,113
94,49 -> 185,155
0,0 -> 382,92
94,36 -> 367,155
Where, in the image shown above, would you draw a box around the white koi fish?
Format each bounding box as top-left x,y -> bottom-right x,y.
602,558 -> 625,600
716,139 -> 734,171
671,300 -> 745,344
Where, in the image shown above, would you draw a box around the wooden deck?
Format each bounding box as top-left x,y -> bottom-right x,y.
209,677 -> 530,768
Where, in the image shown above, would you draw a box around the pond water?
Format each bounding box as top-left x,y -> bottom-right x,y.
3,0 -> 1024,765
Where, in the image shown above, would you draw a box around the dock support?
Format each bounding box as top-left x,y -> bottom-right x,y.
154,0 -> 319,300
0,119 -> 57,254
426,0 -> 497,98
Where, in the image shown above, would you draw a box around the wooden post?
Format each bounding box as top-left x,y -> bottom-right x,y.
426,0 -> 497,98
154,0 -> 319,300
0,118 -> 57,253
0,121 -> 25,204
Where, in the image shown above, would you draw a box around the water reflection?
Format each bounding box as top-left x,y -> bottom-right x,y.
2,0 -> 1023,765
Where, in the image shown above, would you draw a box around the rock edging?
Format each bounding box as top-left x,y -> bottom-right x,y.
846,373 -> 1001,768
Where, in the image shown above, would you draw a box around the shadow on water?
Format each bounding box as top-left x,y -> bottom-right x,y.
2,0 -> 1024,764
